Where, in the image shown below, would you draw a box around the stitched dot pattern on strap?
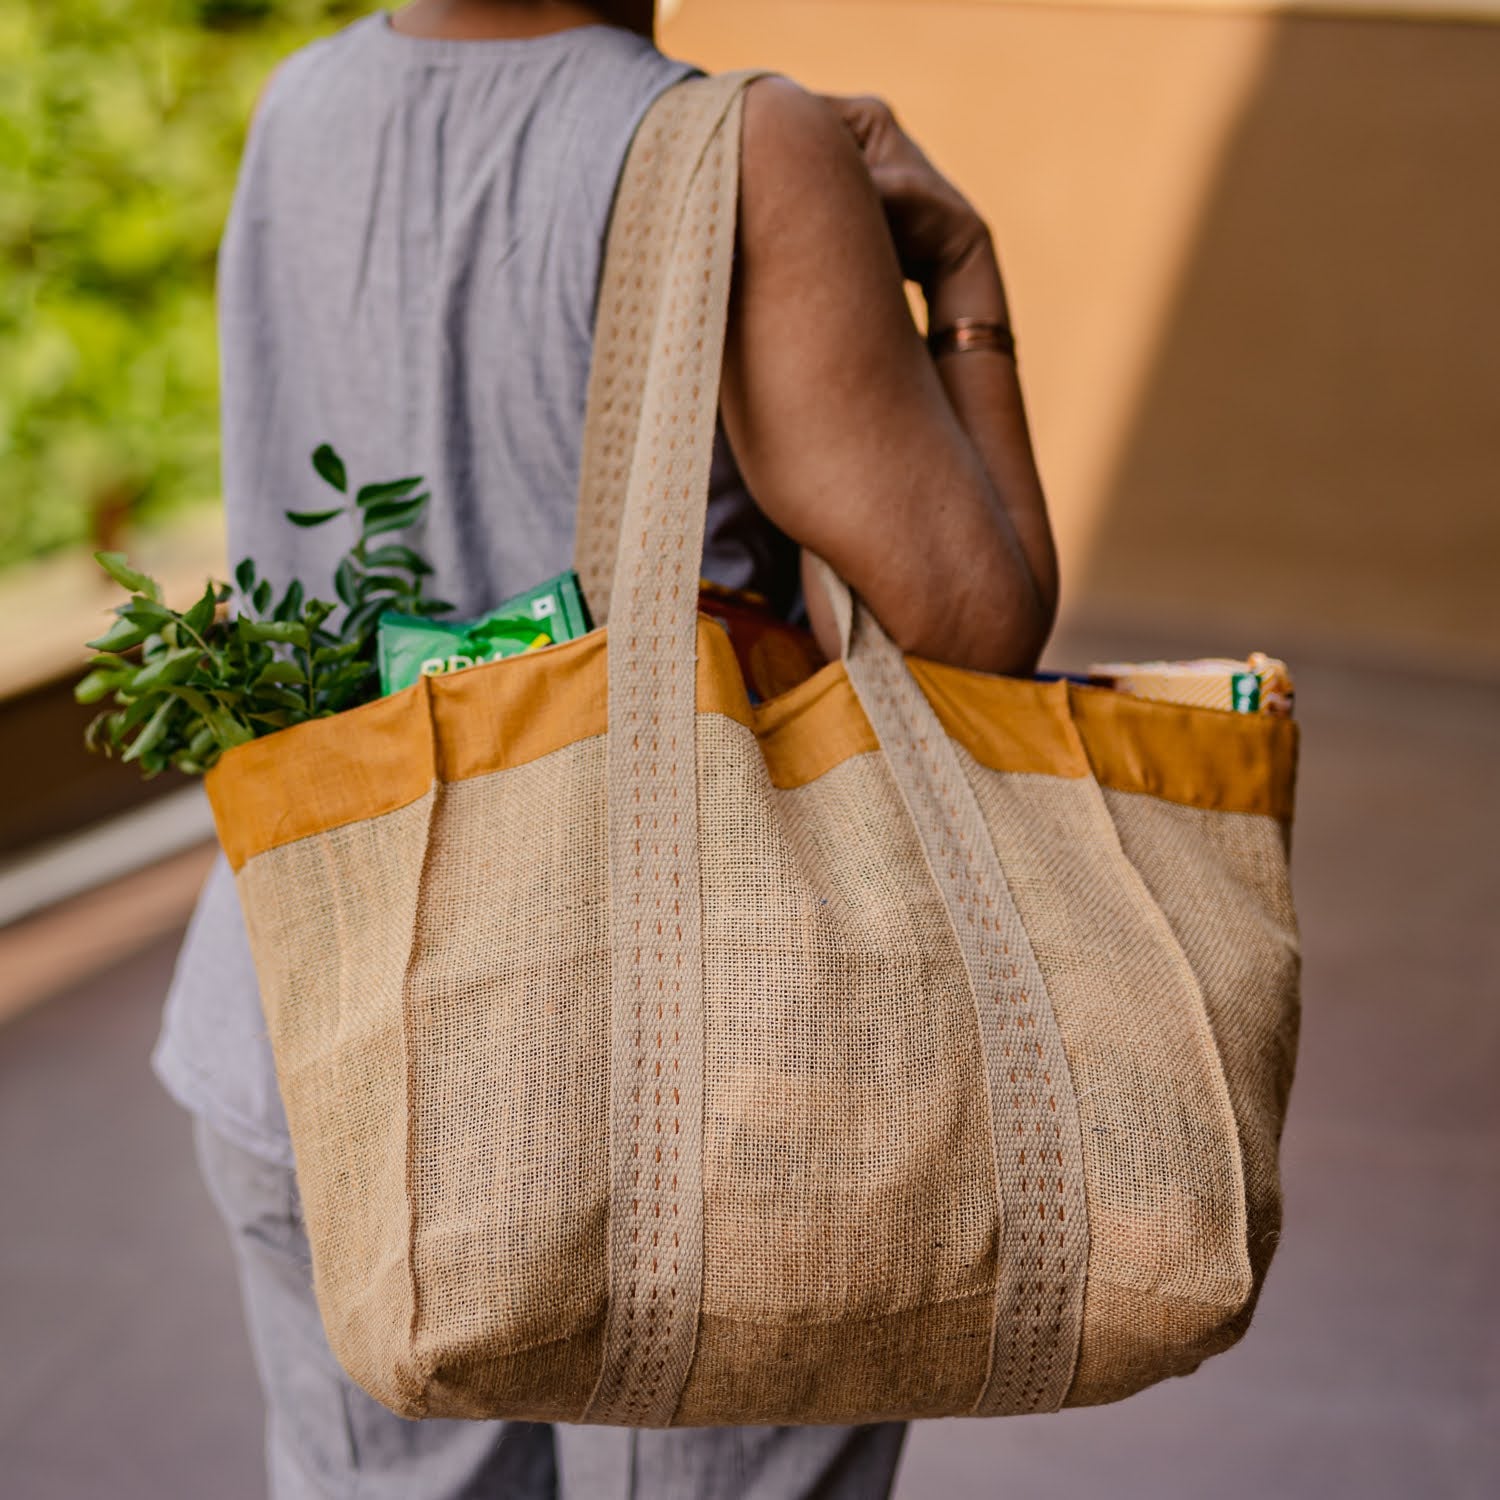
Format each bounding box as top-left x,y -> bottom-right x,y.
574,108 -> 705,624
581,76 -> 756,1429
841,600 -> 1091,1416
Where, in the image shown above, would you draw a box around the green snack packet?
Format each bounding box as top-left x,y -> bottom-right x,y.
378,571 -> 593,695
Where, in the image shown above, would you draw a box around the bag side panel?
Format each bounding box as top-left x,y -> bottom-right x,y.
681,717 -> 997,1422
1098,792 -> 1301,1345
959,754 -> 1255,1403
680,1296 -> 996,1427
237,792 -> 438,1417
401,738 -> 613,1420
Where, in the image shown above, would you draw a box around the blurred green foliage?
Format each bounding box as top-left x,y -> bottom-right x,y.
0,0 -> 369,572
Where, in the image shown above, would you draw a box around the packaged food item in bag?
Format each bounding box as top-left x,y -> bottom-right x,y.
697,579 -> 825,704
378,571 -> 592,694
1088,653 -> 1295,718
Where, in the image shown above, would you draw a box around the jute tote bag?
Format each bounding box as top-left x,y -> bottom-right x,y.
205,73 -> 1301,1428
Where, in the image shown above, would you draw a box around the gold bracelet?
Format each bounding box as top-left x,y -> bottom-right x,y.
928,318 -> 1017,362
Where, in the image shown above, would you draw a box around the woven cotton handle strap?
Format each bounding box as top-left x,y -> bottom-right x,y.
575,74 -> 767,620
810,558 -> 1091,1414
579,72 -> 758,1429
582,72 -> 1090,1420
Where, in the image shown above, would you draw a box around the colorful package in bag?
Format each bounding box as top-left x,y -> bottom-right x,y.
697,578 -> 824,703
1088,653 -> 1295,718
378,571 -> 593,695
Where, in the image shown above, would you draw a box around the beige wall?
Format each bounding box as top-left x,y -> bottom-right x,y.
662,1 -> 1500,672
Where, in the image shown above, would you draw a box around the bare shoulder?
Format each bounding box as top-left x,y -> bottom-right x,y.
736,76 -> 898,277
741,75 -> 850,156
740,78 -> 880,220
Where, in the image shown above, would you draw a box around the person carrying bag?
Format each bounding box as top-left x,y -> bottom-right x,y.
202,67 -> 1300,1435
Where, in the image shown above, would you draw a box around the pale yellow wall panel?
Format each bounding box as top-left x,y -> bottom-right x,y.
663,2 -> 1500,671
667,1 -> 1272,590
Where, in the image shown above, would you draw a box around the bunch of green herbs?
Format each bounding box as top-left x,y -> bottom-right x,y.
77,444 -> 453,777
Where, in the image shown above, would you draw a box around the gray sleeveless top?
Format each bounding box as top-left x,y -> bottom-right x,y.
154,15 -> 795,1164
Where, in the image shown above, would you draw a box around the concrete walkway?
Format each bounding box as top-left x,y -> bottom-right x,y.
2,651 -> 1497,1499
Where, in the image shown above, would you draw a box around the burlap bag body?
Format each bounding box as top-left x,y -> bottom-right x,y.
206,74 -> 1300,1428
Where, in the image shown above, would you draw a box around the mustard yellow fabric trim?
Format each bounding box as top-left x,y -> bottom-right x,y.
1067,681 -> 1300,823
207,672 -> 439,874
209,620 -> 1298,871
208,622 -> 748,870
753,664 -> 879,787
430,623 -> 750,784
907,662 -> 1093,781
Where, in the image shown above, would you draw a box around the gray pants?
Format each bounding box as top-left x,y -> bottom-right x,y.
194,1121 -> 907,1500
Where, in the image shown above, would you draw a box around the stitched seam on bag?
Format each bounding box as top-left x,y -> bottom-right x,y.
429,1312 -> 609,1362
395,781 -> 445,1418
1081,778 -> 1257,1311
702,1283 -> 1001,1329
1074,769 -> 1253,1302
1080,1278 -> 1259,1316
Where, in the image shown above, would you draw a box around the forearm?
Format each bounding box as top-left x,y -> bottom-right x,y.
729,80 -> 1057,677
923,233 -> 1058,625
788,234 -> 1057,675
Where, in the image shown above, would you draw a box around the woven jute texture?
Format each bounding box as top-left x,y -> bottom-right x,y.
219,71 -> 1301,1428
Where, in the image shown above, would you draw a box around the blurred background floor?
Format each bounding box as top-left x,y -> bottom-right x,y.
1,636 -> 1497,1500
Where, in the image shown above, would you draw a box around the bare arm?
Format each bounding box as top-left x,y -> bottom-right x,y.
721,80 -> 1056,675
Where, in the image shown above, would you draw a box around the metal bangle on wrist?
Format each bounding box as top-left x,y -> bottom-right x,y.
927,317 -> 1017,363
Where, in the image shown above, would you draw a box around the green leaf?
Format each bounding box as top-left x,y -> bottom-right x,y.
313,641 -> 361,666
414,598 -> 457,618
162,685 -> 215,719
94,551 -> 163,601
362,494 -> 428,524
320,661 -> 375,692
199,705 -> 253,750
122,697 -> 178,764
359,574 -> 416,596
121,694 -> 160,732
312,444 -> 348,493
356,477 -> 424,508
234,559 -> 257,595
121,599 -> 179,630
252,579 -> 273,614
183,582 -> 218,639
85,710 -> 124,757
361,495 -> 429,538
274,579 -> 305,623
362,543 -> 434,576
132,648 -> 202,692
86,618 -> 150,652
254,686 -> 309,711
340,598 -> 387,644
254,661 -> 307,688
75,669 -> 125,705
237,618 -> 310,648
285,508 -> 346,529
334,557 -> 360,609
223,723 -> 255,752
